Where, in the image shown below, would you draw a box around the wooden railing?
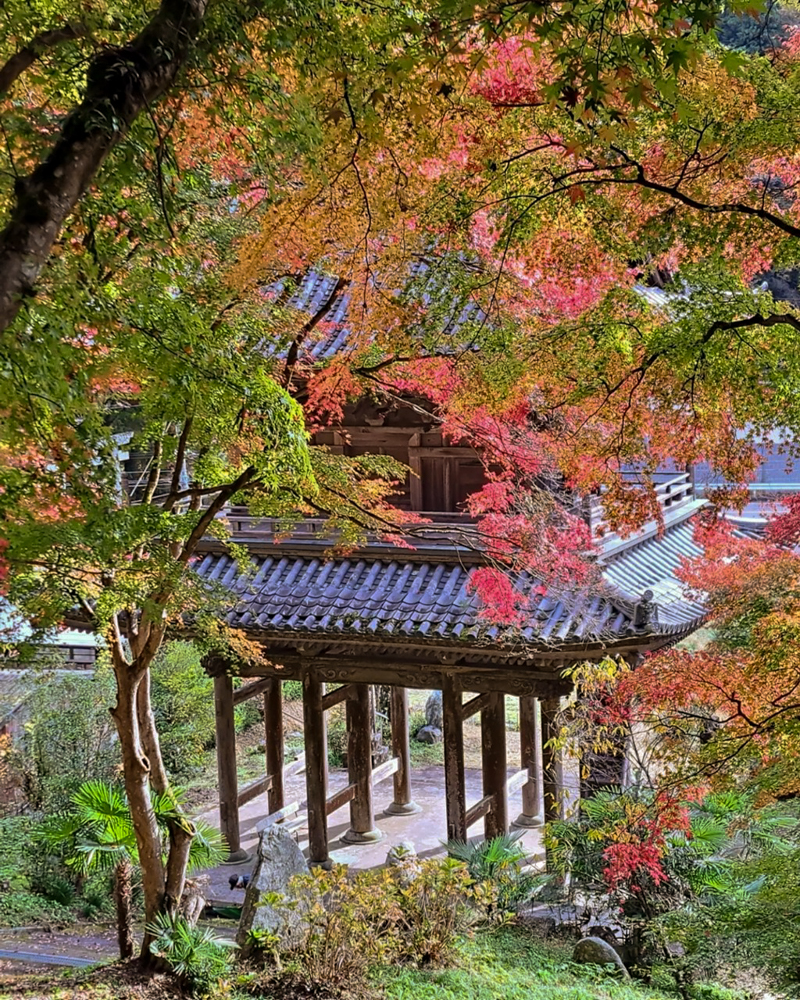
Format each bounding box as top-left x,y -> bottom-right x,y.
587,471 -> 696,540
208,508 -> 482,555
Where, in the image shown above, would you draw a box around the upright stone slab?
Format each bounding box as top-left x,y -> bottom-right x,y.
425,690 -> 443,729
237,825 -> 310,952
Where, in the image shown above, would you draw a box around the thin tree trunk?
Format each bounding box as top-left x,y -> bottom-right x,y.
136,663 -> 196,916
114,857 -> 135,960
0,0 -> 209,334
109,653 -> 166,958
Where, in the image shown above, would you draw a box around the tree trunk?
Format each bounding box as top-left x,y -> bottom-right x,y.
137,666 -> 195,915
0,0 -> 210,334
114,857 -> 135,960
110,655 -> 166,958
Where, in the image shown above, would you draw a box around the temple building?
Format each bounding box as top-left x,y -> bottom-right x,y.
197,453 -> 707,865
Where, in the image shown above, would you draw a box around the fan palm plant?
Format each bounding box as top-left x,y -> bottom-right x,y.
42,780 -> 226,959
446,832 -> 546,911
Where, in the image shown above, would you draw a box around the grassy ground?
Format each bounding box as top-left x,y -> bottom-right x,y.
373,928 -> 670,1000
0,929 -> 675,1000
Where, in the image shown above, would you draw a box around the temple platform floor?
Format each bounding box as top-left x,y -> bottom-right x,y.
197,763 -> 547,906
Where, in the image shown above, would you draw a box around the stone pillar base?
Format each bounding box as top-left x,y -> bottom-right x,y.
221,848 -> 251,865
308,857 -> 334,870
385,800 -> 423,816
512,813 -> 543,829
341,827 -> 384,845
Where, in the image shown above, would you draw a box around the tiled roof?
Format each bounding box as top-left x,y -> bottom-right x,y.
264,268 -> 484,363
259,273 -> 686,364
601,516 -> 705,628
194,511 -> 706,654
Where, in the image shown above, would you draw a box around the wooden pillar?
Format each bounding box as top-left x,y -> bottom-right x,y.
386,686 -> 421,815
264,678 -> 284,815
214,673 -> 248,862
481,691 -> 508,840
343,683 -> 382,843
514,696 -> 544,827
442,675 -> 466,843
303,670 -> 330,866
541,697 -> 561,824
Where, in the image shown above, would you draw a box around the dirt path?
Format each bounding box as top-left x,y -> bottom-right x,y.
0,927 -> 119,971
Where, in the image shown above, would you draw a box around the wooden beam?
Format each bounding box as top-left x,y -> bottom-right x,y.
465,794 -> 493,829
514,696 -> 544,828
321,684 -> 355,712
409,446 -> 477,458
213,673 -> 247,862
460,692 -> 491,721
264,677 -> 284,815
237,772 -> 273,808
326,782 -> 357,815
481,691 -> 508,840
541,697 -> 561,826
371,755 -> 400,786
342,683 -> 382,844
506,768 -> 528,795
442,677 -> 467,843
256,801 -> 300,834
232,676 -> 273,706
237,752 -> 307,809
303,671 -> 330,866
408,433 -> 423,511
236,659 -> 572,698
386,687 -> 421,815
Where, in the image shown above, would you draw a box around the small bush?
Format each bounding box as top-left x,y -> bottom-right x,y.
447,832 -> 545,912
12,668 -> 119,812
235,696 -> 262,733
327,713 -> 347,768
269,857 -> 480,986
32,872 -> 76,907
408,710 -> 426,737
0,890 -> 74,926
148,912 -> 236,995
151,642 -> 215,781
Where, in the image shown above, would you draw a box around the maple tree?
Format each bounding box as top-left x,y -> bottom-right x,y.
4,0 -> 800,968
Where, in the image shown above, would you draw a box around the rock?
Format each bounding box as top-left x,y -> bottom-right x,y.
415,725 -> 442,744
425,690 -> 443,729
385,841 -> 421,886
386,840 -> 416,865
573,936 -> 630,978
237,825 -> 310,954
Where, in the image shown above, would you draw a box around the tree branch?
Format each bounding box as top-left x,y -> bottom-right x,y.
0,23 -> 86,96
0,0 -> 210,334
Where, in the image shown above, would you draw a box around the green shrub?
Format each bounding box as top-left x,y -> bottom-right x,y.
327,713 -> 347,768
32,872 -> 76,907
447,832 -> 545,912
0,815 -> 80,925
283,680 -> 303,701
408,710 -> 426,737
148,912 -> 237,995
0,890 -> 74,926
235,696 -> 262,733
268,857 -> 481,986
12,668 -> 119,812
79,878 -> 114,921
